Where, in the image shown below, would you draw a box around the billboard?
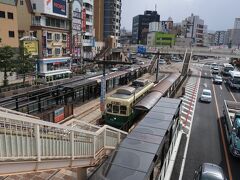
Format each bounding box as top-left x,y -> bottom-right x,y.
54,107 -> 65,123
23,40 -> 39,56
53,0 -> 66,15
82,8 -> 86,32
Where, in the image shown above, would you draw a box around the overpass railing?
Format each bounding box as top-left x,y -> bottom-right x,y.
0,108 -> 127,175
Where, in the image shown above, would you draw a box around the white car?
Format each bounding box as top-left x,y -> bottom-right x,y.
200,89 -> 212,103
159,59 -> 166,64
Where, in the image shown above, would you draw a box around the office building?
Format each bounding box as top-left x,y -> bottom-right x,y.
234,18 -> 240,29
214,31 -> 226,46
132,10 -> 160,44
182,14 -> 205,46
0,0 -> 19,47
94,0 -> 121,46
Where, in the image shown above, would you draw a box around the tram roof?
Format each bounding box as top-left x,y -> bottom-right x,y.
62,79 -> 98,89
89,98 -> 182,180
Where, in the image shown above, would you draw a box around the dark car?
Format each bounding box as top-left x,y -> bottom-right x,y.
194,163 -> 227,180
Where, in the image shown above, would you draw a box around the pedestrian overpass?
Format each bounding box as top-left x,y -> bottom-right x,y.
0,107 -> 127,176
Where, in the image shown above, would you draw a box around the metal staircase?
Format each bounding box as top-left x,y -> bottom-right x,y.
0,107 -> 127,176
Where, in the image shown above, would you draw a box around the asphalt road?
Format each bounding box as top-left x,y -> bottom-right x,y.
182,65 -> 240,180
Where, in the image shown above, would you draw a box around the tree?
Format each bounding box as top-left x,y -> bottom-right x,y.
16,47 -> 36,84
0,46 -> 15,86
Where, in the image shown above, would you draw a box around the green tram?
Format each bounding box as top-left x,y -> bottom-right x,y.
105,78 -> 154,130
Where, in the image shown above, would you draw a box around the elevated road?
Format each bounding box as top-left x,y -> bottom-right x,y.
128,46 -> 240,58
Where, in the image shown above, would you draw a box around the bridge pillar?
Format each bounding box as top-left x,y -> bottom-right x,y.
77,167 -> 87,180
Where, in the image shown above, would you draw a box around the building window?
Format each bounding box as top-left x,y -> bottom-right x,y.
47,32 -> 52,40
0,11 -> 5,18
32,3 -> 36,10
55,34 -> 61,41
9,31 -> 15,38
47,48 -> 52,55
62,48 -> 67,55
7,12 -> 13,19
20,0 -> 24,5
62,34 -> 67,41
55,48 -> 61,56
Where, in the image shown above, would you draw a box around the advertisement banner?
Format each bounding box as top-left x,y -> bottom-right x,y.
100,76 -> 106,112
82,8 -> 86,32
54,107 -> 65,123
42,31 -> 47,57
53,0 -> 66,16
23,40 -> 39,56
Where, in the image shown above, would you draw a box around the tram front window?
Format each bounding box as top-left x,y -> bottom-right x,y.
120,106 -> 127,115
113,105 -> 120,113
107,104 -> 112,113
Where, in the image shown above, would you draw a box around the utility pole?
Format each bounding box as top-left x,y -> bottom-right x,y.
155,50 -> 160,83
94,59 -> 132,114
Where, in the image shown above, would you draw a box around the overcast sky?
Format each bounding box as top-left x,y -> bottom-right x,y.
121,0 -> 240,32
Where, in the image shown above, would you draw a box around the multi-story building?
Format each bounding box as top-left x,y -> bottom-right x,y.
234,18 -> 240,29
0,0 -> 19,48
82,0 -> 94,59
207,33 -> 215,46
227,29 -> 240,47
214,31 -> 226,46
94,0 -> 121,46
132,10 -> 160,44
17,0 -> 71,82
182,14 -> 205,46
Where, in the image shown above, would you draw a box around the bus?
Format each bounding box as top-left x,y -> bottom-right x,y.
222,63 -> 234,76
228,70 -> 240,89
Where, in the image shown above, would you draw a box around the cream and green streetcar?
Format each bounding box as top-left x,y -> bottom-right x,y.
105,78 -> 154,129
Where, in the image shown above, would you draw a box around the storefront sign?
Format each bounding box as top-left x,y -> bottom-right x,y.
53,0 -> 66,16
23,40 -> 39,56
54,107 -> 65,123
42,31 -> 47,57
82,8 -> 86,32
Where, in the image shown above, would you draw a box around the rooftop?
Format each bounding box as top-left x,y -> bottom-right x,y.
0,0 -> 16,6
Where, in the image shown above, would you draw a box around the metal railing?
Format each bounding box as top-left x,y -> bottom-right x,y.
0,109 -> 127,175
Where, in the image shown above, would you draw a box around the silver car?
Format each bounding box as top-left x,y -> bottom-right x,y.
200,89 -> 212,103
194,163 -> 227,180
213,75 -> 223,84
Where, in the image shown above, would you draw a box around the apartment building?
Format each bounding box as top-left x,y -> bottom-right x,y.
182,14 -> 205,46
0,0 -> 19,48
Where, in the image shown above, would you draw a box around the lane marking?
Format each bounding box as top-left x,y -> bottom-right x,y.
212,84 -> 233,180
203,83 -> 207,88
228,88 -> 237,102
220,85 -> 222,90
179,71 -> 201,180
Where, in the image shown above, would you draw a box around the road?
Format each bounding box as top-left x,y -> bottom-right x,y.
182,65 -> 240,180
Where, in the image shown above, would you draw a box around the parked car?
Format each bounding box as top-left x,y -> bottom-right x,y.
194,163 -> 227,180
110,68 -> 118,72
200,89 -> 212,103
213,75 -> 223,84
159,58 -> 166,64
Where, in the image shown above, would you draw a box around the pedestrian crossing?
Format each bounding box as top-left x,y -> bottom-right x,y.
180,69 -> 201,134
